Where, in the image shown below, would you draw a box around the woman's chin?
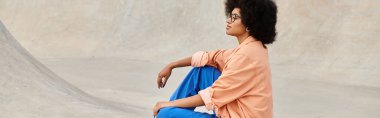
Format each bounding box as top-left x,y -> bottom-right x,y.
226,31 -> 231,35
225,32 -> 234,36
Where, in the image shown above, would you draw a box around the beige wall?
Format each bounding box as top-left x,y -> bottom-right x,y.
0,0 -> 379,87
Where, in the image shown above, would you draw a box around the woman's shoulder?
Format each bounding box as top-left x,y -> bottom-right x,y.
236,42 -> 269,61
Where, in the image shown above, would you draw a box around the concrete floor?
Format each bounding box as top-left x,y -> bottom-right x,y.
38,58 -> 380,118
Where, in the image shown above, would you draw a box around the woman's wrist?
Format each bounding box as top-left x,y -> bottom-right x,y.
163,101 -> 175,108
168,62 -> 176,69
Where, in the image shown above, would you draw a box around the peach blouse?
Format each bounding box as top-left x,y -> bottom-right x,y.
192,36 -> 273,118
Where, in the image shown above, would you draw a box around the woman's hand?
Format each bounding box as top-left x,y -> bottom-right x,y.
153,101 -> 172,117
156,64 -> 173,89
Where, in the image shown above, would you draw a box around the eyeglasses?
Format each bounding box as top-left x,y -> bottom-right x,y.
227,14 -> 241,23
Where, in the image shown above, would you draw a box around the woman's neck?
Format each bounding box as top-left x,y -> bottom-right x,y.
236,33 -> 250,44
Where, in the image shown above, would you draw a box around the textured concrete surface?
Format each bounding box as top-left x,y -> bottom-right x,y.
0,0 -> 379,117
0,22 -> 140,118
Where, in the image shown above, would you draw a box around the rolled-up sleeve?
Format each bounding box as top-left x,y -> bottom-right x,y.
199,54 -> 263,109
198,87 -> 215,110
191,50 -> 227,68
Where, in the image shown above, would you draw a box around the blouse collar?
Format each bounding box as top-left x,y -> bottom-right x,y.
238,36 -> 258,48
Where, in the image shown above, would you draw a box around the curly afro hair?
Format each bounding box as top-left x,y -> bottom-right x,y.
225,0 -> 278,45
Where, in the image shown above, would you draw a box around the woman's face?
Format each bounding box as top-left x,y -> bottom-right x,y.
226,8 -> 247,36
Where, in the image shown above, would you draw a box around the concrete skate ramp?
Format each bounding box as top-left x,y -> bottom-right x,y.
0,0 -> 379,117
272,0 -> 380,87
0,21 -> 140,117
0,0 -> 232,60
0,0 -> 378,86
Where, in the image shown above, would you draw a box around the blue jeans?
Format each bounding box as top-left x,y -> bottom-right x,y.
156,66 -> 221,118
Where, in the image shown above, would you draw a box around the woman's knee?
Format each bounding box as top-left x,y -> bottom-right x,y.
201,66 -> 221,74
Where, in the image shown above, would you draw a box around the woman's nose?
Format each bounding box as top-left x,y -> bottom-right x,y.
226,18 -> 232,24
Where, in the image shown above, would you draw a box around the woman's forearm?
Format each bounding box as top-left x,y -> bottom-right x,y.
169,94 -> 204,108
154,94 -> 205,116
169,56 -> 192,69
